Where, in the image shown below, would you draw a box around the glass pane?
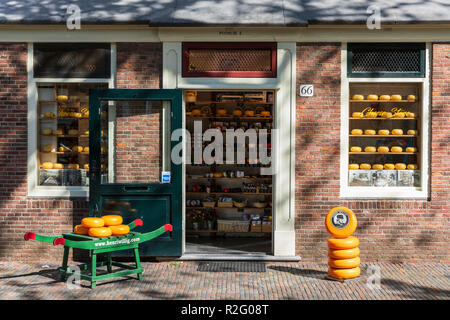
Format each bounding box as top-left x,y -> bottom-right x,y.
38,83 -> 107,186
100,100 -> 171,184
348,83 -> 421,187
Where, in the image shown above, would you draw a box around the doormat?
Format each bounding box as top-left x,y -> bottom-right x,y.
197,262 -> 266,272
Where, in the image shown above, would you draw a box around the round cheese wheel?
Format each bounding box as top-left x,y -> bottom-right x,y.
349,164 -> 359,170
328,236 -> 359,250
325,207 -> 357,238
352,112 -> 364,118
88,227 -> 112,238
83,146 -> 89,153
43,144 -> 53,152
384,163 -> 395,170
74,225 -> 89,235
406,147 -> 417,153
84,164 -> 89,170
53,128 -> 63,136
360,163 -> 371,170
351,129 -> 363,135
68,164 -> 80,169
379,95 -> 391,101
364,146 -> 376,153
365,112 -> 378,118
41,128 -> 52,135
232,108 -> 243,116
57,95 -> 69,102
42,162 -> 54,169
393,112 -> 406,118
352,94 -> 364,100
191,109 -> 201,116
364,129 -> 376,135
108,224 -> 130,236
72,146 -> 83,153
391,146 -> 403,153
407,164 -> 418,170
101,215 -> 123,227
367,94 -> 378,100
405,112 -> 416,118
72,112 -> 82,118
328,257 -> 361,269
82,217 -> 105,228
391,95 -> 402,101
53,163 -> 64,169
381,112 -> 393,118
378,129 -> 390,135
407,95 -> 416,101
217,108 -> 227,115
395,163 -> 406,170
350,146 -> 362,152
328,267 -> 361,280
377,146 -> 389,153
372,164 -> 384,170
392,129 -> 404,135
328,247 -> 360,260
44,112 -> 55,119
244,110 -> 255,116
260,111 -> 271,117
407,130 -> 418,135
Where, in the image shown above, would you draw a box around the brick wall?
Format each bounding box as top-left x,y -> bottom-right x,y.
295,42 -> 449,263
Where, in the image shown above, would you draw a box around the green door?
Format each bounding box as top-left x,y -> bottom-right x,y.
88,89 -> 182,256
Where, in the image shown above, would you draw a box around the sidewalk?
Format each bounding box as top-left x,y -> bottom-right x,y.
0,261 -> 448,300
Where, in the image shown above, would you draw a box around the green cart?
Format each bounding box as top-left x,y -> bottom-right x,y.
24,219 -> 172,288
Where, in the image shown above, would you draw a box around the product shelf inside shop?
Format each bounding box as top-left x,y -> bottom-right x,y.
349,117 -> 418,120
349,152 -> 417,155
349,135 -> 417,137
349,100 -> 416,103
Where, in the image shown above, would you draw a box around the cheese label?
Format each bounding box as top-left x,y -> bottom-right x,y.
330,210 -> 350,229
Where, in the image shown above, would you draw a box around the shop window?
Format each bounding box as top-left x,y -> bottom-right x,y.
347,43 -> 425,77
38,83 -> 108,187
34,43 -> 111,78
182,42 -> 277,78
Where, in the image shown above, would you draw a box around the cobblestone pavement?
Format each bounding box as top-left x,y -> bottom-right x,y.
0,261 -> 448,300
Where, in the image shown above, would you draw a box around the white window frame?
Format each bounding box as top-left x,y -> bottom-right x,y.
340,42 -> 430,199
27,43 -> 116,198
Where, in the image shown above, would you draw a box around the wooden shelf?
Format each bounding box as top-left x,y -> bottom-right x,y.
187,192 -> 271,195
187,115 -> 273,120
349,152 -> 417,155
349,135 -> 417,138
190,101 -> 273,105
349,117 -> 417,120
349,100 -> 417,103
40,151 -> 89,155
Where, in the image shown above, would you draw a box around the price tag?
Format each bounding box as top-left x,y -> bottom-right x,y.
300,84 -> 314,97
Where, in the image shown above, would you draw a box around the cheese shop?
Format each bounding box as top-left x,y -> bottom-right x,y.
1,1 -> 448,264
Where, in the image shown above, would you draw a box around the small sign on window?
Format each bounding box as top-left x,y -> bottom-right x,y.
161,171 -> 171,183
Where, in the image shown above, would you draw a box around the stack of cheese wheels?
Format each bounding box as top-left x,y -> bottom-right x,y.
75,215 -> 130,237
325,207 -> 360,280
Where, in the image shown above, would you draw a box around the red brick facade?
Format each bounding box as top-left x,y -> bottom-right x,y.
295,42 -> 449,263
0,42 -> 447,262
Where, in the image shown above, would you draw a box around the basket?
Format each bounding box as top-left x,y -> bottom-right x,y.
217,220 -> 249,232
217,201 -> 233,208
233,201 -> 247,208
202,201 -> 215,208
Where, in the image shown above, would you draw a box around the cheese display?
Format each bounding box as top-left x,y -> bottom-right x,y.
407,95 -> 416,101
365,112 -> 378,118
43,144 -> 54,152
41,128 -> 52,135
390,146 -> 403,153
56,95 -> 69,102
381,112 -> 393,118
406,147 -> 417,153
352,95 -> 364,100
364,129 -> 376,135
384,163 -> 395,170
372,164 -> 384,170
359,163 -> 371,170
407,164 -> 418,170
395,163 -> 406,170
390,94 -> 402,101
366,94 -> 378,101
407,130 -> 418,135
364,146 -> 376,153
378,129 -> 390,135
351,129 -> 363,135
377,146 -> 389,153
53,163 -> 64,169
379,95 -> 391,101
350,147 -> 362,152
88,227 -> 112,238
393,112 -> 406,118
349,164 -> 359,170
42,162 -> 54,169
352,112 -> 364,118
391,129 -> 404,135
68,164 -> 80,169
53,128 -> 64,136
72,146 -> 83,153
405,112 -> 416,118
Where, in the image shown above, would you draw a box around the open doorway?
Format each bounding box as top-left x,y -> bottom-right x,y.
184,90 -> 274,257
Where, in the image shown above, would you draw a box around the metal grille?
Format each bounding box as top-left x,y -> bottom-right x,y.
188,49 -> 272,72
197,262 -> 266,272
34,43 -> 111,78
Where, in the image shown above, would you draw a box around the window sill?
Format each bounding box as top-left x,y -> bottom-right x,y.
28,186 -> 88,199
340,187 -> 428,200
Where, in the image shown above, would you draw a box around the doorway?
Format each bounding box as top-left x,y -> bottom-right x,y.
184,90 -> 274,257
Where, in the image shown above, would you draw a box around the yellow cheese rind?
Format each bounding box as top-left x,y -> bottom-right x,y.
360,163 -> 371,170
350,147 -> 362,152
377,146 -> 389,153
364,146 -> 376,152
351,129 -> 363,135
349,164 -> 359,170
384,163 -> 395,170
378,129 -> 390,135
391,146 -> 403,153
395,163 -> 406,170
392,129 -> 404,135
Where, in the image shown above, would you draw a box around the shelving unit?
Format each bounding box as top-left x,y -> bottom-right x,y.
185,90 -> 274,236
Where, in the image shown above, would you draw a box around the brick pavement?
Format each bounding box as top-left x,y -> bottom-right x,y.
0,261 -> 448,300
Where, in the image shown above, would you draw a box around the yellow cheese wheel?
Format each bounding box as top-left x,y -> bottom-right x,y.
381,112 -> 393,118
244,110 -> 255,116
391,129 -> 404,135
364,129 -> 376,135
232,108 -> 243,116
43,144 -> 54,152
360,163 -> 371,170
41,128 -> 52,135
352,94 -> 364,100
42,162 -> 54,169
407,164 -> 418,170
328,236 -> 360,250
83,146 -> 89,153
328,257 -> 361,269
407,95 -> 416,101
393,112 -> 405,118
82,217 -> 105,228
407,130 -> 418,135
377,146 -> 389,153
384,163 -> 395,170
391,94 -> 402,101
72,112 -> 82,118
325,207 -> 357,238
406,147 -> 417,153
108,224 -> 130,236
72,146 -> 83,153
364,146 -> 376,153
68,164 -> 80,169
349,164 -> 359,170
405,112 -> 416,118
53,163 -> 64,169
391,146 -> 403,153
351,129 -> 363,135
328,247 -> 360,260
372,164 -> 384,170
53,128 -> 63,136
88,227 -> 112,238
378,129 -> 390,135
216,108 -> 227,115
84,164 -> 89,170
395,163 -> 406,170
44,112 -> 55,118
352,112 -> 364,118
82,111 -> 89,118
328,267 -> 361,280
101,215 -> 123,227
350,146 -> 362,152
366,94 -> 378,100
56,95 -> 69,102
365,112 -> 378,118
260,111 -> 271,117
379,95 -> 391,101
191,109 -> 201,116
74,225 -> 89,235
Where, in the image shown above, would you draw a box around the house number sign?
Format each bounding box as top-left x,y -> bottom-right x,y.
300,84 -> 314,97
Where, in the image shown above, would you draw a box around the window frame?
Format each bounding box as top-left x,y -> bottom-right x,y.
27,43 -> 116,198
340,43 -> 430,199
